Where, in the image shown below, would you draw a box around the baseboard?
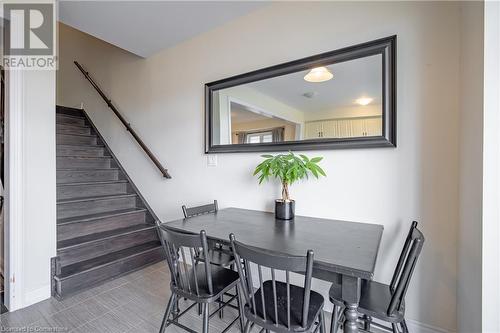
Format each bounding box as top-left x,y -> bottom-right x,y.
405,319 -> 455,333
23,284 -> 51,308
324,311 -> 455,333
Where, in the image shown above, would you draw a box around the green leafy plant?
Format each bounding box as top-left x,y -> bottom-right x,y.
253,152 -> 326,202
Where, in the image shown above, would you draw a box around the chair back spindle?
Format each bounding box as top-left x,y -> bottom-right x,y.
157,226 -> 215,297
387,222 -> 425,316
230,233 -> 315,330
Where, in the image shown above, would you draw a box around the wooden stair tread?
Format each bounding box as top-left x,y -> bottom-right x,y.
57,156 -> 112,159
56,105 -> 84,112
57,133 -> 97,138
57,143 -> 104,148
56,241 -> 162,279
57,207 -> 146,225
57,167 -> 119,171
56,113 -> 85,119
56,123 -> 90,129
57,193 -> 137,204
58,224 -> 156,250
57,180 -> 128,187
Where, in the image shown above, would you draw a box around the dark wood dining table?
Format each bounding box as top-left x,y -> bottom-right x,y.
163,207 -> 384,333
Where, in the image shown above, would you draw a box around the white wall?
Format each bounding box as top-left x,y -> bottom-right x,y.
57,2 -> 484,331
482,1 -> 500,332
457,3 -> 484,332
5,68 -> 57,310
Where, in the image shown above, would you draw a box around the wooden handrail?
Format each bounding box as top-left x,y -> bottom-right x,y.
74,61 -> 171,178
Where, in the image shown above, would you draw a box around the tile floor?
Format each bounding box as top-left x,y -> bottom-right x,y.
0,262 -> 334,332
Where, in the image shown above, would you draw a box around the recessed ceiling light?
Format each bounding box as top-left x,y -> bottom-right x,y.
355,97 -> 373,106
304,67 -> 333,83
302,91 -> 318,98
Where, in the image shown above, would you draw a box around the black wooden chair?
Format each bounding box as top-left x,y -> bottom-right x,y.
182,200 -> 235,268
230,233 -> 326,333
157,225 -> 244,333
182,200 -> 218,218
182,201 -> 235,318
329,221 -> 425,333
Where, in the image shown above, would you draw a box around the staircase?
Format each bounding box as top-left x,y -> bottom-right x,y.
53,106 -> 165,298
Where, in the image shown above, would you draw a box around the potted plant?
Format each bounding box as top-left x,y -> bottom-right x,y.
253,152 -> 326,220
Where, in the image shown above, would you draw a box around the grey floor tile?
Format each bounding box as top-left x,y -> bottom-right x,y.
94,284 -> 142,310
114,294 -> 166,325
86,276 -> 130,295
29,315 -> 71,333
131,274 -> 170,300
41,297 -> 110,331
30,297 -> 72,318
0,304 -> 45,328
75,310 -> 133,333
121,267 -> 155,282
0,262 -> 337,333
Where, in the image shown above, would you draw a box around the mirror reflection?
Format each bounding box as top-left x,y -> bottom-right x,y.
211,54 -> 383,146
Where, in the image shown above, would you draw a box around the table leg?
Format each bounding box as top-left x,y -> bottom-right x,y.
341,275 -> 361,333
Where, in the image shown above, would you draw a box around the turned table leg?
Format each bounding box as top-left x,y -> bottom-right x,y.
342,275 -> 361,333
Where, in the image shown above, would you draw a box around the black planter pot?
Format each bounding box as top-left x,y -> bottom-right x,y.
275,200 -> 295,220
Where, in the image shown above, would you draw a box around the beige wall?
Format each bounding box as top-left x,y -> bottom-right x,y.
57,2 -> 484,331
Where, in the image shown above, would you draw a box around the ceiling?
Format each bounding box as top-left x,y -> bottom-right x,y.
247,54 -> 383,113
58,1 -> 267,57
231,103 -> 271,124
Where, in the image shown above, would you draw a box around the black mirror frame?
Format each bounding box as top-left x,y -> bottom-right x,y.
205,35 -> 396,153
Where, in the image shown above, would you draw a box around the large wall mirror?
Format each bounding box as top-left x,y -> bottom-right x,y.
205,36 -> 396,153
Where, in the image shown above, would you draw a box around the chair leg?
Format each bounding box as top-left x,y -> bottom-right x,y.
243,320 -> 251,333
330,305 -> 339,333
319,310 -> 326,333
363,315 -> 372,331
202,302 -> 210,333
219,295 -> 224,319
173,298 -> 180,318
198,303 -> 203,316
391,323 -> 398,333
401,320 -> 409,333
236,285 -> 245,332
159,293 -> 176,333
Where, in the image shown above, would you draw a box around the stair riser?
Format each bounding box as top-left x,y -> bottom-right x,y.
54,247 -> 164,298
57,146 -> 107,157
57,211 -> 147,241
57,196 -> 137,219
58,228 -> 159,266
57,157 -> 111,169
57,183 -> 129,200
57,134 -> 98,146
57,169 -> 120,183
56,124 -> 91,135
56,115 -> 86,126
56,106 -> 85,117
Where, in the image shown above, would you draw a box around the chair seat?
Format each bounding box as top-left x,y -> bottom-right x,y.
329,279 -> 405,323
172,264 -> 239,302
245,280 -> 324,332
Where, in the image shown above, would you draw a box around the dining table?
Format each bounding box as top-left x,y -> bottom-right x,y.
162,207 -> 384,333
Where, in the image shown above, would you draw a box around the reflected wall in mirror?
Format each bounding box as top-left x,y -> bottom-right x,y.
206,36 -> 396,153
